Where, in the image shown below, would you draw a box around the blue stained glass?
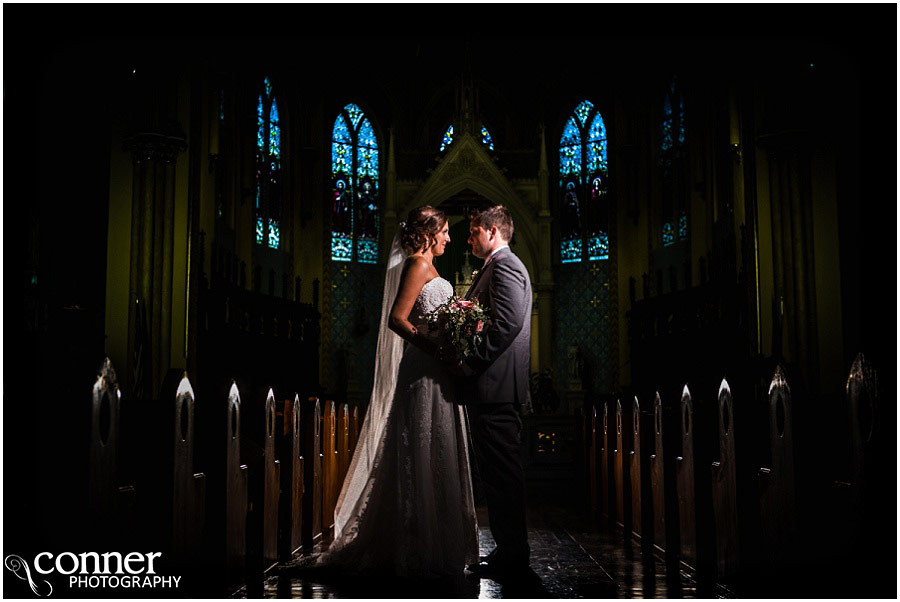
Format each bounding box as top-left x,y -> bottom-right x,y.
661,80 -> 685,153
587,232 -> 609,261
268,219 -> 280,249
264,76 -> 272,97
345,103 -> 364,129
574,100 -> 594,125
358,147 -> 379,185
255,160 -> 263,209
678,211 -> 688,239
357,239 -> 378,264
332,142 -> 352,176
662,222 -> 675,246
587,113 -> 607,172
441,125 -> 454,151
269,98 -> 281,158
481,125 -> 495,150
561,237 -> 583,263
661,93 -> 674,154
358,118 -> 376,148
219,89 -> 225,121
257,94 -> 265,149
333,114 -> 352,144
256,216 -> 265,244
357,118 -> 379,185
331,232 -> 353,262
560,115 -> 580,147
559,144 -> 581,184
331,104 -> 381,263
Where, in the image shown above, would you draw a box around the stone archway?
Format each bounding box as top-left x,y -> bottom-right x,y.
387,130 -> 555,379
398,132 -> 540,283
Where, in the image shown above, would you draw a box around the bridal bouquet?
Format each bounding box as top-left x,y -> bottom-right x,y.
425,296 -> 491,361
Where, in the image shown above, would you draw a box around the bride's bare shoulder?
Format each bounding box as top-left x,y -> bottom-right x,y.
404,255 -> 437,276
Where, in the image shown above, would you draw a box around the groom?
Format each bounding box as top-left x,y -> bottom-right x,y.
454,204 -> 532,577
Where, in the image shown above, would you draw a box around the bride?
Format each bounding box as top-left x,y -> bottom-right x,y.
308,205 -> 478,577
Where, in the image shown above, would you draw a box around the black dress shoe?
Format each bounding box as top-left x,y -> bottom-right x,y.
478,548 -> 499,564
465,558 -> 530,579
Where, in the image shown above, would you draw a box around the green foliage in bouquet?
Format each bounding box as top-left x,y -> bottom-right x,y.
425,296 -> 492,361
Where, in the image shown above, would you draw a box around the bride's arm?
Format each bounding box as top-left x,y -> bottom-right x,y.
388,258 -> 440,355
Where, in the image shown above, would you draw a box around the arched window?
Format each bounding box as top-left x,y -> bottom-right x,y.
438,124 -> 495,152
660,77 -> 686,246
559,99 -> 609,263
256,76 -> 282,249
331,103 -> 380,263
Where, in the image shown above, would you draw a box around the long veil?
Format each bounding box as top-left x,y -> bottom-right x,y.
331,228 -> 407,541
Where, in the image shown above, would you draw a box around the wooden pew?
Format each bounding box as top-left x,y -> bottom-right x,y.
321,400 -> 338,533
171,374 -> 207,564
613,398 -> 630,534
88,358 -> 136,547
676,385 -> 697,570
337,402 -> 351,484
649,392 -> 667,558
599,401 -> 612,524
844,353 -> 880,532
261,389 -> 281,568
301,397 -> 322,548
757,366 -> 796,571
711,378 -> 739,579
278,395 -> 304,560
589,405 -> 598,521
225,382 -> 249,590
628,396 -> 643,545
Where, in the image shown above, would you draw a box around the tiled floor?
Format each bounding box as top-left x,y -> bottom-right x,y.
244,491 -> 736,599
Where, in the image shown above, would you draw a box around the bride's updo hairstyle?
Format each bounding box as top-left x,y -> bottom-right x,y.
400,205 -> 447,254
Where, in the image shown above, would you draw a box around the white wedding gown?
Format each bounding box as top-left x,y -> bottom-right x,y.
316,276 -> 479,577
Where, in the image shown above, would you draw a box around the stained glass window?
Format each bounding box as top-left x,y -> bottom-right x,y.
662,222 -> 675,246
559,100 -> 609,262
440,123 -> 495,152
440,125 -> 454,152
481,125 -> 495,150
660,77 -> 686,246
256,76 -> 282,249
331,103 -> 380,263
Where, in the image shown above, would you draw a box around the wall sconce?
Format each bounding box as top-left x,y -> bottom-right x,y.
729,142 -> 742,163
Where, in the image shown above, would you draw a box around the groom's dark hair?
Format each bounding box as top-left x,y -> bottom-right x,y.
470,205 -> 514,241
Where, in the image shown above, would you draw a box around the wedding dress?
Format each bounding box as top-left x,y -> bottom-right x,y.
313,233 -> 478,578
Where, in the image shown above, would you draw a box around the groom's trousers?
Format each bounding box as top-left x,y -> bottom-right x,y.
468,402 -> 530,563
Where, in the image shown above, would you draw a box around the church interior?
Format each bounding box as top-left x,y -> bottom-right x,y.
5,4 -> 897,599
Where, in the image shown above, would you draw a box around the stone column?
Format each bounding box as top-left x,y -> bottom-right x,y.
536,126 -> 555,377
124,132 -> 187,400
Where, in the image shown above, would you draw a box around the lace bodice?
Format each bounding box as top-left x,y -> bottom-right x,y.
409,277 -> 453,329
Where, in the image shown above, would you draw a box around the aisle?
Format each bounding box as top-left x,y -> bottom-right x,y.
242,496 -> 735,599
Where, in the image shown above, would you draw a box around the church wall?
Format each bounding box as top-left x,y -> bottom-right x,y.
170,69 -> 193,374
105,121 -> 136,384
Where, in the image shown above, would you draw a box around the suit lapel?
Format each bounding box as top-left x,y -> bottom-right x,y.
464,248 -> 510,301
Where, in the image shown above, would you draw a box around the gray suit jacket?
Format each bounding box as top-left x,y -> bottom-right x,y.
460,247 -> 533,406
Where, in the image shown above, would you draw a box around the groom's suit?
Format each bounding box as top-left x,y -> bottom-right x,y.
461,246 -> 532,568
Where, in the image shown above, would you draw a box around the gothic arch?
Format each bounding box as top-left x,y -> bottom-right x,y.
402,131 -> 539,280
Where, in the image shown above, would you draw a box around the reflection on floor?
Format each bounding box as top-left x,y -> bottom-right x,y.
237,489 -> 737,599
